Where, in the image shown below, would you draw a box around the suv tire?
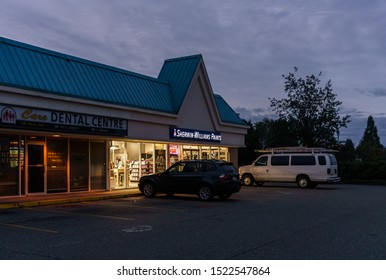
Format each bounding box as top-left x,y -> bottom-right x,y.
198,185 -> 214,201
142,182 -> 156,197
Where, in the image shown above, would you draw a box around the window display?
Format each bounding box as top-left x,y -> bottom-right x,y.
0,136 -> 21,196
47,138 -> 68,193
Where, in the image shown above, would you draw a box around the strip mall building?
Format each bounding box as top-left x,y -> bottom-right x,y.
0,37 -> 248,197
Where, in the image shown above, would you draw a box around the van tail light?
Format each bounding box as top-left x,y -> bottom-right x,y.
327,168 -> 331,175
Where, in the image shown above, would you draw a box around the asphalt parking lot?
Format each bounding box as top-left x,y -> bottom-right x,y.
0,183 -> 385,260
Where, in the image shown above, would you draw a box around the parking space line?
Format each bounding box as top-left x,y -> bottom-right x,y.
122,205 -> 186,212
277,191 -> 293,195
0,222 -> 58,234
28,208 -> 135,221
83,201 -> 186,212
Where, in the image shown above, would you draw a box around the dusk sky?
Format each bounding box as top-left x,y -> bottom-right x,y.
1,0 -> 385,145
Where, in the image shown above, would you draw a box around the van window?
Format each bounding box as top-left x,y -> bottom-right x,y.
318,156 -> 327,165
291,156 -> 316,166
329,155 -> 337,165
271,156 -> 289,166
255,156 -> 268,166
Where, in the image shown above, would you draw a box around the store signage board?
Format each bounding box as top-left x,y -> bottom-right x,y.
169,127 -> 221,143
0,104 -> 128,136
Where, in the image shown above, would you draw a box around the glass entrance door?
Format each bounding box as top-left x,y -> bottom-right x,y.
27,143 -> 46,193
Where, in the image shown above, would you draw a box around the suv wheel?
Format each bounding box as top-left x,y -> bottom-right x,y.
198,185 -> 214,201
142,182 -> 156,197
297,175 -> 311,189
242,174 -> 254,186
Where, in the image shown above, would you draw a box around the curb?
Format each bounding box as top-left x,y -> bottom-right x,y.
0,192 -> 142,210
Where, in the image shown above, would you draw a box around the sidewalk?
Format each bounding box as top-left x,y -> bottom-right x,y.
0,189 -> 142,209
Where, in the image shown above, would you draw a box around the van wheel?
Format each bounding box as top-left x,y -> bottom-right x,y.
242,174 -> 254,186
297,175 -> 311,189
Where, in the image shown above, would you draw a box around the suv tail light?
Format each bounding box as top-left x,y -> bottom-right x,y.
219,173 -> 230,182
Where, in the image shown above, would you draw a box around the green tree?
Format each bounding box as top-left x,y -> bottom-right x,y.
338,138 -> 356,162
238,120 -> 261,165
255,118 -> 297,148
356,116 -> 384,161
270,67 -> 350,148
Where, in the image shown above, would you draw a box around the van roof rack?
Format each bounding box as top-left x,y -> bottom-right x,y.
254,147 -> 338,154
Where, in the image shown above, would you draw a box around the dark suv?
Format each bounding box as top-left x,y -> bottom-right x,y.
138,160 -> 241,201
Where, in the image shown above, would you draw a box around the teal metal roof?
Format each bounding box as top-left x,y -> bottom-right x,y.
0,37 -> 174,113
214,94 -> 246,125
0,37 -> 246,126
158,55 -> 201,111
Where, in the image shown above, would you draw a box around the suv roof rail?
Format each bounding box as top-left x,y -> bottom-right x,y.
254,147 -> 338,154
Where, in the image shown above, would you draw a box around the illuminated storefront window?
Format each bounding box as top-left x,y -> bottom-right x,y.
47,137 -> 68,193
109,141 -> 142,189
109,141 -> 171,189
154,144 -> 167,173
181,145 -> 228,161
0,136 -> 21,196
169,144 -> 180,165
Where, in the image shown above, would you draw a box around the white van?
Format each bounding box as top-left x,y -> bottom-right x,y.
238,147 -> 340,188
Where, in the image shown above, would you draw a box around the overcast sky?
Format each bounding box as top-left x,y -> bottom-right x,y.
1,0 -> 385,145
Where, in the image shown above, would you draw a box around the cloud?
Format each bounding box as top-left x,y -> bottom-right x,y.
1,0 -> 386,146
355,88 -> 386,98
367,88 -> 386,97
234,107 -> 275,123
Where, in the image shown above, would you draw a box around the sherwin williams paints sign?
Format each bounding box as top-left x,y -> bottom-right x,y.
0,104 -> 128,136
169,127 -> 221,143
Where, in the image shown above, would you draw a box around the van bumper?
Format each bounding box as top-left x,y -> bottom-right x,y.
327,177 -> 341,183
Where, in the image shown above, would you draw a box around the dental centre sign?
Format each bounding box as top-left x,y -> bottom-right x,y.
170,127 -> 221,143
0,104 -> 128,136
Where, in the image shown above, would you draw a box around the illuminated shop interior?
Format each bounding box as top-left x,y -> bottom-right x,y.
0,134 -> 230,196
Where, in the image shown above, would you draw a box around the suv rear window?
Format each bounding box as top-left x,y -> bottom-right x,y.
291,155 -> 316,166
203,163 -> 217,172
219,163 -> 237,173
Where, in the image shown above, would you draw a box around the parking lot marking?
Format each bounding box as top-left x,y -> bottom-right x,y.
28,208 -> 135,221
277,191 -> 293,195
84,201 -> 186,212
126,205 -> 186,212
122,225 -> 152,233
0,222 -> 58,234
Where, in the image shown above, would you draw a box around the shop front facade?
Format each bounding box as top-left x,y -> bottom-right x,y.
0,37 -> 248,197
